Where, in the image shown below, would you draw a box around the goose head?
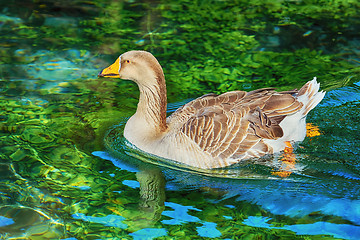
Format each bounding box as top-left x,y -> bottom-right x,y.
98,50 -> 164,87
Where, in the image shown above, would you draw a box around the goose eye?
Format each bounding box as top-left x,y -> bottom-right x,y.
126,60 -> 130,63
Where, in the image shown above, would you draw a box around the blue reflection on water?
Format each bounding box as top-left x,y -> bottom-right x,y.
243,216 -> 272,228
0,216 -> 14,227
72,185 -> 91,191
122,180 -> 140,189
243,216 -> 360,240
161,202 -> 223,238
93,151 -> 138,173
320,81 -> 360,107
129,228 -> 167,240
234,185 -> 360,223
161,202 -> 201,225
197,221 -> 222,238
72,213 -> 127,229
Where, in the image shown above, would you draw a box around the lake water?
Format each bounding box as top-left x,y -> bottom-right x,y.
1,1 -> 360,239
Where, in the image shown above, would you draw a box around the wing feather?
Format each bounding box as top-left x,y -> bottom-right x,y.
170,88 -> 305,166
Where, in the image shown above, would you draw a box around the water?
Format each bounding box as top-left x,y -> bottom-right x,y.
1,1 -> 360,239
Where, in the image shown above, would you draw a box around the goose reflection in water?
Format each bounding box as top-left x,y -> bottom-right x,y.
136,168 -> 166,226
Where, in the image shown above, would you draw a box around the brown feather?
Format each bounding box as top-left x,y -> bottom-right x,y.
172,86 -> 309,166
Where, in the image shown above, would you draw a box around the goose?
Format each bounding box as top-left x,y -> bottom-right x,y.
98,50 -> 325,169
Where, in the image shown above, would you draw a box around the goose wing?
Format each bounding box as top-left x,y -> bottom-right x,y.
168,89 -> 304,164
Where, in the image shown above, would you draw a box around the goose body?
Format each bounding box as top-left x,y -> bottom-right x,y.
99,50 -> 325,169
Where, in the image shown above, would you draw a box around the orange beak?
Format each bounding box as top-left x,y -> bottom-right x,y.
98,58 -> 120,78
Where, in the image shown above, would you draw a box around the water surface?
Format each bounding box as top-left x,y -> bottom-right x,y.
1,1 -> 360,239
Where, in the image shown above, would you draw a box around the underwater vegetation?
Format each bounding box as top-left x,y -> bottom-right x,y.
2,0 -> 360,97
0,0 -> 360,239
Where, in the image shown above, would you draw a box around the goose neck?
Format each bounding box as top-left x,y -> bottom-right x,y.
136,80 -> 167,133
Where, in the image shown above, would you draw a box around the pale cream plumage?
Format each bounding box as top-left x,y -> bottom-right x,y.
98,50 -> 325,169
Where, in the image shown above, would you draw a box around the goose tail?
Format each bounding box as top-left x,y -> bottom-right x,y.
297,77 -> 326,116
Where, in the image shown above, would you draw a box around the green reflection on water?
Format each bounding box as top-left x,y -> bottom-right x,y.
1,0 -> 360,239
